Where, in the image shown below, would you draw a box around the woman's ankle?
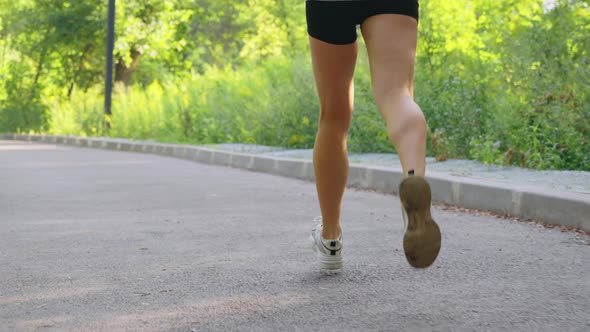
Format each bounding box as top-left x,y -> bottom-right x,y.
322,226 -> 342,240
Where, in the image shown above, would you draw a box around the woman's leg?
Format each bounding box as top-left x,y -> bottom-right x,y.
361,14 -> 426,176
309,36 -> 358,240
361,14 -> 441,268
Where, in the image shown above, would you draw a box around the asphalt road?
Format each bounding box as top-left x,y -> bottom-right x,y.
1,140 -> 589,332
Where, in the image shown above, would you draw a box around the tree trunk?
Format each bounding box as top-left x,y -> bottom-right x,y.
115,49 -> 142,86
69,44 -> 94,98
30,49 -> 47,100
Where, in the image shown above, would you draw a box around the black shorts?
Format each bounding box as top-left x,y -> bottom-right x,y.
306,0 -> 419,45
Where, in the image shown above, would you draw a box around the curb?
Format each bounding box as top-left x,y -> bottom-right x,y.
2,133 -> 589,231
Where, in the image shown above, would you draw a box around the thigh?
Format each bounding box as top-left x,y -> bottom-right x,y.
309,37 -> 357,117
361,14 -> 418,104
306,1 -> 359,121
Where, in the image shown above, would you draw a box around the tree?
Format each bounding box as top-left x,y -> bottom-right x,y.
113,0 -> 190,85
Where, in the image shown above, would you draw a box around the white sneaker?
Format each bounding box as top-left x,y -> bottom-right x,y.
310,217 -> 343,271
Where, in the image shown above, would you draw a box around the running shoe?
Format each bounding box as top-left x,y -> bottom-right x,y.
399,171 -> 441,268
310,217 -> 343,271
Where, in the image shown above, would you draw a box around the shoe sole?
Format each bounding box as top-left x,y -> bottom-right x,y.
310,235 -> 343,271
399,176 -> 441,268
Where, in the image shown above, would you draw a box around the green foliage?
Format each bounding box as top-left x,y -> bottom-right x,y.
414,0 -> 589,170
1,0 -> 589,170
496,1 -> 590,170
46,86 -> 106,136
174,0 -> 247,72
1,0 -> 106,131
49,57 -> 319,149
236,0 -> 307,61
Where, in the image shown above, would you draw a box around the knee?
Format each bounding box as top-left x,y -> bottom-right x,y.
318,102 -> 352,135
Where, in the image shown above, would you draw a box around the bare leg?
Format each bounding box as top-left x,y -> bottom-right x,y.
361,14 -> 426,176
309,37 -> 357,240
362,14 -> 440,268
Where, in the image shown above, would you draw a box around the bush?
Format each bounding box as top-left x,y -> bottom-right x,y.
9,0 -> 590,171
0,60 -> 47,133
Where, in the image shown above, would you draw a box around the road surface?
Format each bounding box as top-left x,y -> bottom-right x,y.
1,140 -> 588,331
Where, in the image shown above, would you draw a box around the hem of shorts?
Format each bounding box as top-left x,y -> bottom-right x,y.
360,12 -> 419,26
307,32 -> 358,46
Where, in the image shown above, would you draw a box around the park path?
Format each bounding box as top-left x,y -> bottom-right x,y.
0,140 -> 588,331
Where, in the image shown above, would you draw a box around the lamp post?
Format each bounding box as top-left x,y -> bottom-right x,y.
104,0 -> 116,126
